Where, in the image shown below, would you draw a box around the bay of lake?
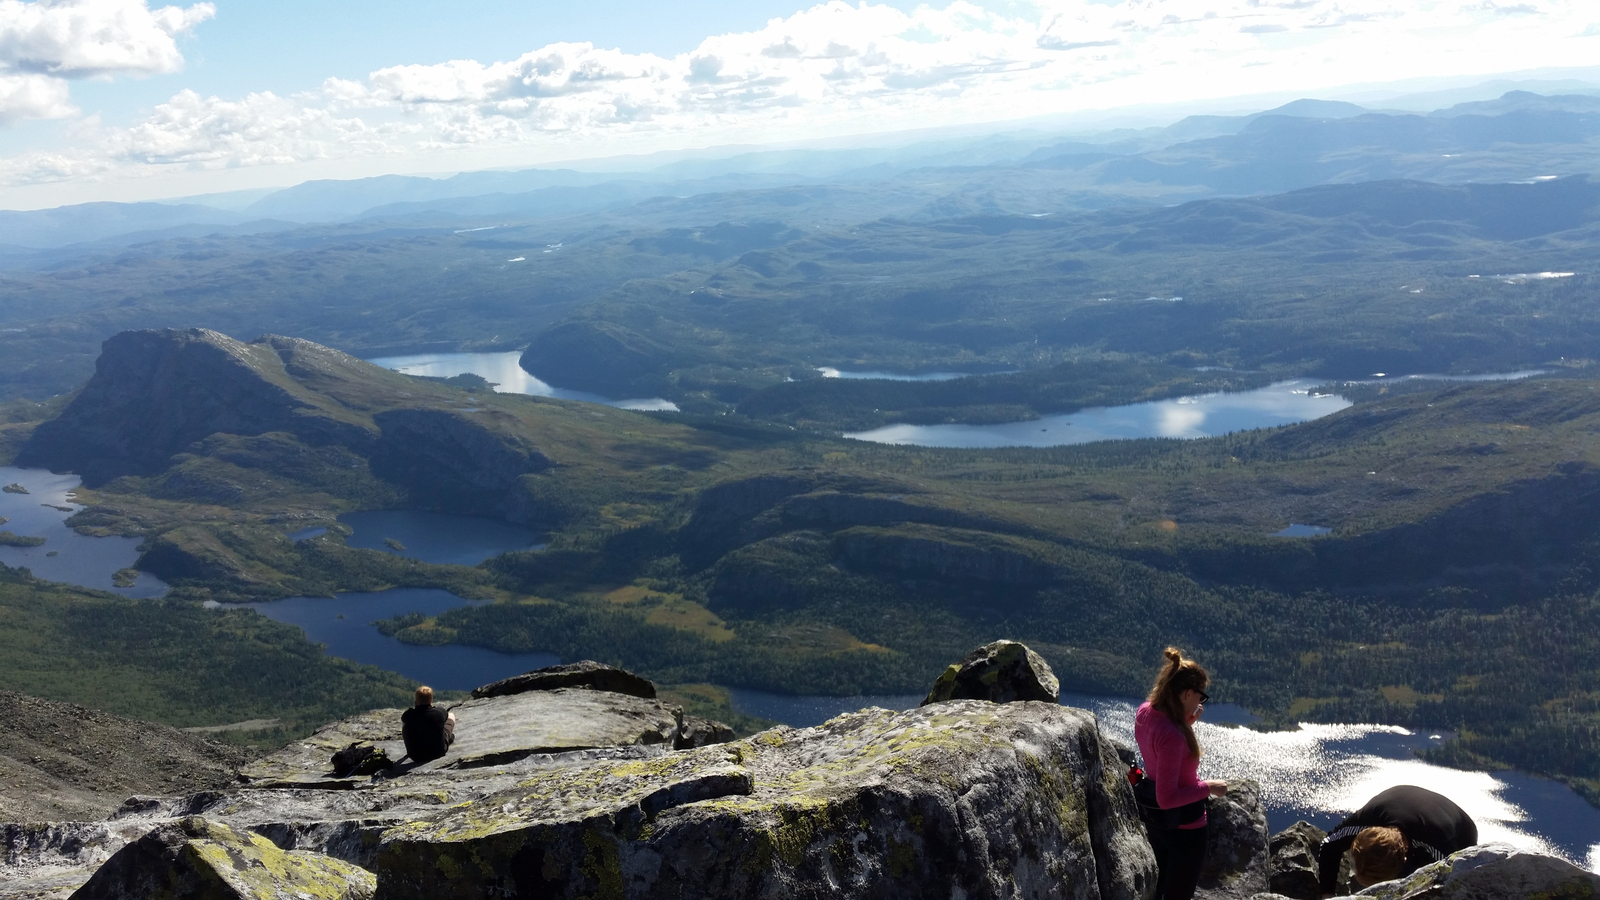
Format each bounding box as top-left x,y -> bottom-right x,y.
242,588 -> 558,691
0,466 -> 168,597
337,510 -> 545,566
239,585 -> 1599,871
365,351 -> 678,411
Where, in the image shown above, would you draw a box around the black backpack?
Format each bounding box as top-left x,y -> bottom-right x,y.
331,742 -> 393,777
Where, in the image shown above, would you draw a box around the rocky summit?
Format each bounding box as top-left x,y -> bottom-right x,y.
2,655 -> 1595,900
373,700 -> 1153,900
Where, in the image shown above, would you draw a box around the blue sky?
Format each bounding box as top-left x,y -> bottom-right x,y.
0,0 -> 1596,209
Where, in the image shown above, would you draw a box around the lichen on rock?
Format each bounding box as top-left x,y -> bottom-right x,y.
374,700 -> 1154,900
68,816 -> 375,900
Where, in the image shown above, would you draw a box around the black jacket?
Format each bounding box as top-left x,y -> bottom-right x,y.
401,705 -> 452,763
1318,785 -> 1477,894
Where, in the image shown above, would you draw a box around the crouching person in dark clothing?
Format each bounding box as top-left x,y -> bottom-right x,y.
401,685 -> 456,764
1318,785 -> 1477,895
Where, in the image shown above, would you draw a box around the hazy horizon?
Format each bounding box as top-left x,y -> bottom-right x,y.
0,0 -> 1598,211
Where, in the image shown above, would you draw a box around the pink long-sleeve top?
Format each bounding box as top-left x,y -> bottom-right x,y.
1134,701 -> 1209,829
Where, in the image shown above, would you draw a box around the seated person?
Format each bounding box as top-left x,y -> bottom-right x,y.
1319,784 -> 1477,895
400,685 -> 457,764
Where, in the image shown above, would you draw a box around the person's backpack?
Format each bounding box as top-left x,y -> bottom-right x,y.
1128,763 -> 1208,830
330,742 -> 393,777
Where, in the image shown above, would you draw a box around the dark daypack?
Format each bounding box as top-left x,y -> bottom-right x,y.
331,742 -> 393,777
1129,764 -> 1208,830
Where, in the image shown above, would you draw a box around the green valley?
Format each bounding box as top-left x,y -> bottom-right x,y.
3,325 -> 1598,800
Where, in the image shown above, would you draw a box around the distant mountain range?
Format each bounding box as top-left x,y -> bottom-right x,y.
2,89 -> 1597,254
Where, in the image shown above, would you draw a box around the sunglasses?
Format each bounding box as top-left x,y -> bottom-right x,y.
1196,690 -> 1210,704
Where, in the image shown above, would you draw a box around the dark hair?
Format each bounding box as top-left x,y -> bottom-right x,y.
1146,647 -> 1209,757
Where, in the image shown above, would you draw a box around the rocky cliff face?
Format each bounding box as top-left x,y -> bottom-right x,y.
15,328 -> 551,515
18,329 -> 377,484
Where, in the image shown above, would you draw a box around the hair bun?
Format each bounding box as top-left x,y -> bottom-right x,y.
1163,647 -> 1183,664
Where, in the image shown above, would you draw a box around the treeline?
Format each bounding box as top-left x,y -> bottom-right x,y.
418,523 -> 1600,798
0,565 -> 416,746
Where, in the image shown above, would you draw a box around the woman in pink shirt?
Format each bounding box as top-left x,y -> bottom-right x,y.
1135,648 -> 1229,900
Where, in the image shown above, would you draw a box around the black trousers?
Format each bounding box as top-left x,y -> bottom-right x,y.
1148,823 -> 1208,900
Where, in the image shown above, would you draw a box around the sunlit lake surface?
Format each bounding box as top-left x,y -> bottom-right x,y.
241,588 -> 558,691
846,379 -> 1351,448
0,466 -> 168,598
1272,524 -> 1331,537
337,510 -> 544,566
816,367 -> 1004,381
728,688 -> 1600,869
365,351 -> 678,412
1363,370 -> 1546,383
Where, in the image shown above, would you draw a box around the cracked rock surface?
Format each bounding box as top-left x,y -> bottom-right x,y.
375,700 -> 1155,900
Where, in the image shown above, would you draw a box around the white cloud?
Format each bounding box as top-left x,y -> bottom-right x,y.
0,70 -> 71,123
0,0 -> 213,123
110,88 -> 397,166
0,0 -> 212,78
6,0 -> 1600,191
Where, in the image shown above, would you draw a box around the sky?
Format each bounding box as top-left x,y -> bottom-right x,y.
0,0 -> 1597,209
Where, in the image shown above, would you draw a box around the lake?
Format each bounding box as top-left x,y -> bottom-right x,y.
816,367 -> 1009,381
0,465 -> 168,598
845,379 -> 1351,448
241,588 -> 558,690
1364,370 -> 1546,383
337,510 -> 545,566
235,583 -> 1599,870
727,688 -> 1600,870
365,350 -> 678,412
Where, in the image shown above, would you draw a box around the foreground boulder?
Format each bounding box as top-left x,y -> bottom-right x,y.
375,700 -> 1154,900
922,639 -> 1061,705
1353,843 -> 1600,898
1266,821 -> 1325,900
471,660 -> 657,700
70,816 -> 374,900
1196,779 -> 1269,899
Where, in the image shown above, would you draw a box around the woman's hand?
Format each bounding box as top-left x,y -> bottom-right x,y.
1206,780 -> 1228,797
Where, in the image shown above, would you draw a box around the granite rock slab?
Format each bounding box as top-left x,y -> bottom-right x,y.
237,688 -> 682,788
374,700 -> 1156,900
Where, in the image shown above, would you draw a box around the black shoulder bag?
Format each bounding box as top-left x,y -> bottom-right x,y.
1130,765 -> 1209,830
